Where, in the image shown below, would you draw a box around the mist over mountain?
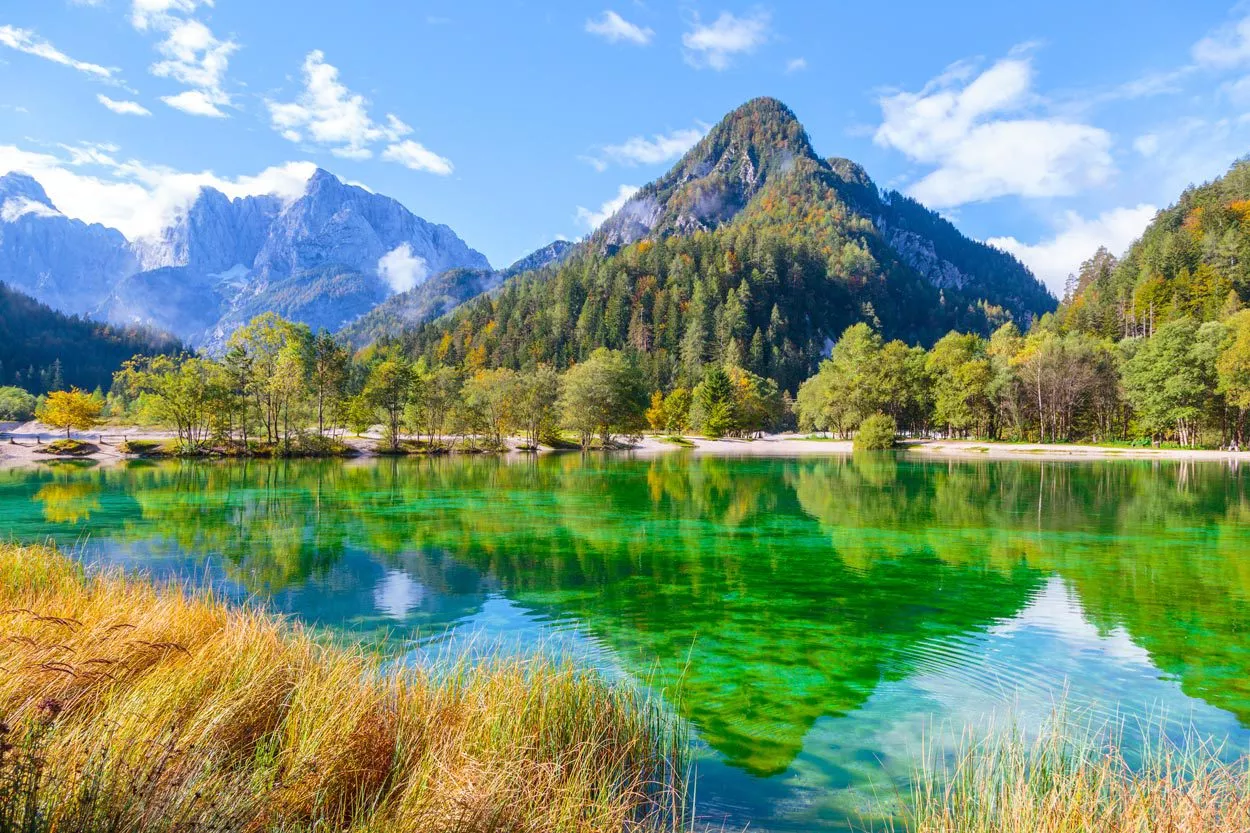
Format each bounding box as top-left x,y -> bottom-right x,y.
0,168 -> 489,348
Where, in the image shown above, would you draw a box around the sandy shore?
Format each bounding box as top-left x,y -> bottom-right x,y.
2,421 -> 1247,468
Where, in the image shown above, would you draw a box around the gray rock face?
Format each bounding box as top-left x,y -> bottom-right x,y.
0,173 -> 137,316
0,168 -> 490,347
878,219 -> 969,291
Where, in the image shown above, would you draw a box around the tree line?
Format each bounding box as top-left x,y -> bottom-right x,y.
16,302 -> 1250,451
101,312 -> 788,453
797,313 -> 1250,447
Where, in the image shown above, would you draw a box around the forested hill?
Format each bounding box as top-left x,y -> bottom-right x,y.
0,281 -> 182,394
402,97 -> 1054,393
1059,158 -> 1250,338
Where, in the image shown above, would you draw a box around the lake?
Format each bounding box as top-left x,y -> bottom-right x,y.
3,452 -> 1249,831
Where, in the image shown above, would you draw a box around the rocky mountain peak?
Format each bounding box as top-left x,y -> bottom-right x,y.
0,172 -> 54,209
595,97 -> 821,249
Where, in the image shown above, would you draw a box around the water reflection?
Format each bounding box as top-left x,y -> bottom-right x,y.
2,453 -> 1249,830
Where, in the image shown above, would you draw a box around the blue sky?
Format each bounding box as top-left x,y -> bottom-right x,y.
1,1 -> 1249,294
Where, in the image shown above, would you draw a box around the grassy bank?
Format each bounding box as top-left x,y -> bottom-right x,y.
906,718 -> 1250,833
0,544 -> 688,833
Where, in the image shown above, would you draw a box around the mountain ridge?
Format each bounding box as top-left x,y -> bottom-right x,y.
0,167 -> 490,349
401,97 -> 1055,393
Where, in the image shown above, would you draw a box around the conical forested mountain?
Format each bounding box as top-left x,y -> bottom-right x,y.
1059,158 -> 1250,338
401,97 -> 1054,393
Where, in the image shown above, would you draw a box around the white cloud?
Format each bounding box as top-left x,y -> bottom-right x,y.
0,25 -> 115,79
785,57 -> 807,73
131,0 -> 204,30
268,51 -> 448,173
585,11 -> 653,46
875,56 -> 1114,207
682,11 -> 769,70
2,197 -> 63,222
594,126 -> 705,168
1133,133 -> 1159,157
1193,14 -> 1250,69
0,141 -> 316,240
576,184 -> 639,230
381,140 -> 453,175
97,94 -> 152,116
988,204 -> 1157,295
377,243 -> 429,292
161,89 -> 226,117
130,0 -> 236,118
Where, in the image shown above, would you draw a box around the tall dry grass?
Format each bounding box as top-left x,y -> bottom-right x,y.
905,714 -> 1250,833
0,543 -> 689,833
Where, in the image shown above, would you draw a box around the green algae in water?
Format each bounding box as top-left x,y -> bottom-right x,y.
1,453 -> 1249,830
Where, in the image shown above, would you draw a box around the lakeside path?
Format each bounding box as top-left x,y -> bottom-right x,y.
4,421 -> 1249,467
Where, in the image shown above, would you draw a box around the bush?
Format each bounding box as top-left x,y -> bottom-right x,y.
854,413 -> 897,451
0,386 -> 36,421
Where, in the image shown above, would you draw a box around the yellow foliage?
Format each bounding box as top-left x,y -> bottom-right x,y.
36,387 -> 103,438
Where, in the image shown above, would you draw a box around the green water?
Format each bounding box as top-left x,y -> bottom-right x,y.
3,453 -> 1250,830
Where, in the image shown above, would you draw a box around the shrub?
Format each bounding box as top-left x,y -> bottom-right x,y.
854,413 -> 897,451
0,386 -> 36,421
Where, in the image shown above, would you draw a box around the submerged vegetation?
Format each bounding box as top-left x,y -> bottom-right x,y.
0,543 -> 689,833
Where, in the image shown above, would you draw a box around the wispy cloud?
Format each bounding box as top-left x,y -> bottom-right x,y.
0,25 -> 115,79
682,11 -> 769,70
586,126 -> 705,170
785,57 -> 807,73
97,94 -> 152,116
130,0 -> 237,118
989,205 -> 1158,295
382,140 -> 453,175
874,55 -> 1113,207
0,140 -> 315,240
585,11 -> 653,46
268,50 -> 452,173
1193,13 -> 1250,68
576,184 -> 638,229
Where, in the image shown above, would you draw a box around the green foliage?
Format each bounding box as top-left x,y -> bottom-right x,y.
559,348 -> 647,448
363,352 -> 417,453
1059,158 -> 1250,338
854,414 -> 897,451
694,367 -> 736,438
403,99 -> 1052,397
1122,319 -> 1224,446
0,386 -> 36,421
0,281 -> 181,394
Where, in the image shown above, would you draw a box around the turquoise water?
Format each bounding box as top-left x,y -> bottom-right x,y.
3,453 -> 1250,830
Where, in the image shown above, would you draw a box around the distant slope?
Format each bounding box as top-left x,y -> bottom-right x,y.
0,281 -> 182,394
1060,158 -> 1249,338
403,97 -> 1053,392
341,240 -> 575,349
0,167 -> 489,349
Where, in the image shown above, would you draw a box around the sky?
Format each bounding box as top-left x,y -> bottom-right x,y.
1,1 -> 1249,295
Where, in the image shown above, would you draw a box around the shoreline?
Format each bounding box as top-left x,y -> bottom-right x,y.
3,421 -> 1248,468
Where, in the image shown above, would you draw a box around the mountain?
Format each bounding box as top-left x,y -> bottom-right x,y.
403,97 -> 1055,392
0,173 -> 137,316
0,280 -> 181,395
340,240 -> 576,349
1060,158 -> 1249,338
0,168 -> 489,349
104,168 -> 491,348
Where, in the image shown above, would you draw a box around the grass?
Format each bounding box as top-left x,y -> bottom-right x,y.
0,543 -> 690,833
905,715 -> 1250,833
659,436 -> 695,448
34,438 -> 98,457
